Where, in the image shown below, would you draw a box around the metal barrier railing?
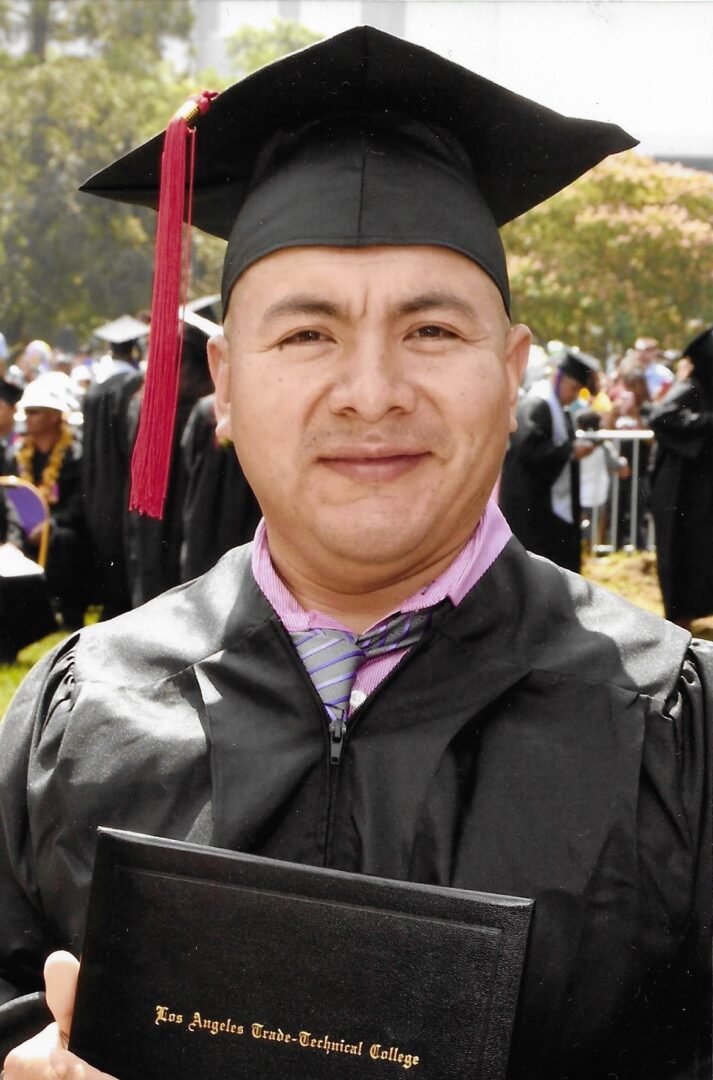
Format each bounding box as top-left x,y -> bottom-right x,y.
574,428 -> 655,555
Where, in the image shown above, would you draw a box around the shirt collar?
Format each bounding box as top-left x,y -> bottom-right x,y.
251,498 -> 511,634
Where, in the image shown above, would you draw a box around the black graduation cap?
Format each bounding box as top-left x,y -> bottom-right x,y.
80,26 -> 636,517
81,25 -> 637,315
558,349 -> 600,387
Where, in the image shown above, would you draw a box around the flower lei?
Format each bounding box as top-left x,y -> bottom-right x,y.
17,421 -> 73,505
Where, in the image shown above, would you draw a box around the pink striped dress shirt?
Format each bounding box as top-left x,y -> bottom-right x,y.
251,499 -> 512,716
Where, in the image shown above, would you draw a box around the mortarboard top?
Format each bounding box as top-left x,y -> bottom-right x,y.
558,349 -> 600,387
184,294 -> 221,324
93,315 -> 150,346
80,25 -> 637,316
180,307 -> 221,339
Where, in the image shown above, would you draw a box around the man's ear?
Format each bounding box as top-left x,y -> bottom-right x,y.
207,333 -> 234,442
504,324 -> 532,432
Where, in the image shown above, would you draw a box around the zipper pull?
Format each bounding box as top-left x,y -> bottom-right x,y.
329,714 -> 346,765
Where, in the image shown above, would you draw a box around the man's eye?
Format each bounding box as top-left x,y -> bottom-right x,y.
279,329 -> 330,346
411,325 -> 457,339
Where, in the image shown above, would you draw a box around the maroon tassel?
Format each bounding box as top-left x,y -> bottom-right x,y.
129,89 -> 218,518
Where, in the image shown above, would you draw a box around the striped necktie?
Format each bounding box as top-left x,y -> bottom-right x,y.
291,608 -> 437,725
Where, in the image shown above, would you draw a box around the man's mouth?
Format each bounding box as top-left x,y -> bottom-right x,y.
319,449 -> 430,482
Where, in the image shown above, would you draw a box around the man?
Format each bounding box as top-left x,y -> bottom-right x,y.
499,350 -> 598,572
633,335 -> 674,402
1,28 -> 710,1080
649,326 -> 713,628
14,373 -> 89,629
81,319 -> 147,618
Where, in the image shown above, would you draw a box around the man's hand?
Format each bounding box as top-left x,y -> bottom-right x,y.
3,952 -> 117,1079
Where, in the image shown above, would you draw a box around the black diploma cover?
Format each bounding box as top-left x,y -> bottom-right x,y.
70,829 -> 533,1079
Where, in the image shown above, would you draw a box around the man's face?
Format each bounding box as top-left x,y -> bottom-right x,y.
210,246 -> 530,590
557,374 -> 584,406
23,407 -> 62,441
636,345 -> 660,369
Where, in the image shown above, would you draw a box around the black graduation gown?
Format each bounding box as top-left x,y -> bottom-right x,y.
179,394 -> 261,581
0,499 -> 55,660
500,395 -> 581,572
649,376 -> 713,622
81,370 -> 143,618
0,540 -> 710,1079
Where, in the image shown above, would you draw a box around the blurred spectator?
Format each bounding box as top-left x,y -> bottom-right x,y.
607,359 -> 653,548
81,321 -> 145,619
649,327 -> 713,629
633,336 -> 674,402
92,315 -> 148,383
576,408 -> 629,547
587,370 -> 614,422
8,339 -> 52,387
500,350 -> 597,572
609,358 -> 651,429
16,373 -> 90,629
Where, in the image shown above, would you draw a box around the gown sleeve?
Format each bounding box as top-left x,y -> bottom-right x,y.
638,637 -> 713,1079
0,638 -> 78,1059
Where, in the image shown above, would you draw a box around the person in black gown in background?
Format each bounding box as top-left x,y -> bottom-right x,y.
649,325 -> 713,628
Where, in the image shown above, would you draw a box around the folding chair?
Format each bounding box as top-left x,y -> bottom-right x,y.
0,476 -> 51,567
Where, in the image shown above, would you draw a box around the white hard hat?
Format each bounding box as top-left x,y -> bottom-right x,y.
19,371 -> 79,414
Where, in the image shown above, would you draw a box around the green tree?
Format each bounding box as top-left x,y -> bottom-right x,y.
0,9 -> 326,347
225,17 -> 322,79
503,152 -> 713,354
0,0 -> 197,345
0,0 -> 192,62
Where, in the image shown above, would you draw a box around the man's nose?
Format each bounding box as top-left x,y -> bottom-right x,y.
327,337 -> 417,422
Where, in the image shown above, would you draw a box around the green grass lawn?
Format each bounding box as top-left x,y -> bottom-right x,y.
1,556 -> 712,719
0,631 -> 70,717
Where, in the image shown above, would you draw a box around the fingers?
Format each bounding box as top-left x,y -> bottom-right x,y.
48,1047 -> 118,1079
3,1020 -> 60,1077
44,953 -> 79,1048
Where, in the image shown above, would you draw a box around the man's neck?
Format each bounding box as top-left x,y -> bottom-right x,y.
32,431 -> 60,454
266,535 -> 472,634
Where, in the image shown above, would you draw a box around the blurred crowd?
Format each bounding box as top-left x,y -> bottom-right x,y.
0,300 -> 261,662
501,328 -> 713,630
0,314 -> 711,658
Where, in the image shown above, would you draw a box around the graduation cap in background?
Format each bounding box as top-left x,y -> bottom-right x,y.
557,349 -> 601,387
81,25 -> 637,518
93,315 -> 150,346
184,294 -> 221,325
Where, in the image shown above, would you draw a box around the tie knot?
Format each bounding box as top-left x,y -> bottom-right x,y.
291,606 -> 439,721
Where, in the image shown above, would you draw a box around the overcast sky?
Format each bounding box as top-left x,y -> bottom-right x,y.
200,0 -> 713,160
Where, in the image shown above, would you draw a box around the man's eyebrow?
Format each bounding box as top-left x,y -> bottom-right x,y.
396,292 -> 478,318
262,295 -> 344,322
